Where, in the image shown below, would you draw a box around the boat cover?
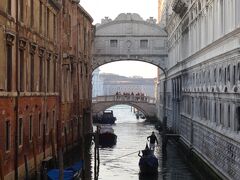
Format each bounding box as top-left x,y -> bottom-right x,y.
47,160 -> 83,180
99,125 -> 114,134
139,155 -> 158,168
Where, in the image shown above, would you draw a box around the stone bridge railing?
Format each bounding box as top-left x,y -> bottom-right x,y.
92,95 -> 156,104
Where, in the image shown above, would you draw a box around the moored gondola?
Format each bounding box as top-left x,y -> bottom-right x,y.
47,160 -> 83,180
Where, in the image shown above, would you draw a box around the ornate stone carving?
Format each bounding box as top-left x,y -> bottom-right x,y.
29,43 -> 37,54
54,54 -> 58,62
39,47 -> 45,57
6,32 -> 15,46
47,52 -> 52,61
172,0 -> 188,17
19,38 -> 27,50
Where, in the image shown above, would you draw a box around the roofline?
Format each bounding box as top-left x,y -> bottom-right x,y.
78,4 -> 93,22
96,20 -> 162,31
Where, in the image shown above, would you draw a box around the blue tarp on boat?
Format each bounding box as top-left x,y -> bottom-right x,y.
47,169 -> 74,180
47,160 -> 83,180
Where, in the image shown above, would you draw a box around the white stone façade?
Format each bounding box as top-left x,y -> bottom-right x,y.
157,0 -> 240,179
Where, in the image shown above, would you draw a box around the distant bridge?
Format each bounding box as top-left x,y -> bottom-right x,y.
92,95 -> 156,117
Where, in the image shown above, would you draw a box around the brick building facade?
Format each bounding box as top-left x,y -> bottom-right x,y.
0,0 -> 93,179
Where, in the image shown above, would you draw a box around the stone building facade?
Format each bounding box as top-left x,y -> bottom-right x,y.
100,73 -> 156,97
92,68 -> 104,97
157,0 -> 240,179
0,0 -> 93,179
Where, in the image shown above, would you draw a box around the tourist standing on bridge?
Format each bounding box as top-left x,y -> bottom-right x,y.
147,132 -> 158,150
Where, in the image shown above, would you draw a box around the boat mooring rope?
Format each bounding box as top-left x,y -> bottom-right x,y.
102,150 -> 140,165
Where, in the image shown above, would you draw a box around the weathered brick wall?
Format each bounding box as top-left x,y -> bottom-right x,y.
0,0 -> 93,179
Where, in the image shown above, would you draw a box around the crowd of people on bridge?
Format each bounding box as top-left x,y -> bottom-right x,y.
115,92 -> 147,101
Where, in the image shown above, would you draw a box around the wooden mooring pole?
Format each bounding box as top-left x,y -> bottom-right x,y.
32,135 -> 38,179
94,126 -> 100,180
97,127 -> 100,179
50,129 -> 57,167
24,155 -> 29,180
58,148 -> 64,180
0,150 -> 4,180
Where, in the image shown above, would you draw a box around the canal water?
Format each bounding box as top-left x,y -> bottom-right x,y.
91,105 -> 209,180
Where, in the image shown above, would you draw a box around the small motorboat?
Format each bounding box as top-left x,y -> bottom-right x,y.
47,160 -> 83,180
93,110 -> 117,124
138,146 -> 158,174
98,125 -> 117,147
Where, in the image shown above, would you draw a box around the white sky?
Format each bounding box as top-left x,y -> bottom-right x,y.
80,0 -> 158,78
98,61 -> 157,78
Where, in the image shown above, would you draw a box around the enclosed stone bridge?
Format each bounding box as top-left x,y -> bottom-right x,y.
93,13 -> 168,71
92,95 -> 156,117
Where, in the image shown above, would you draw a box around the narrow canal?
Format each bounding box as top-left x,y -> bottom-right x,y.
90,105 -> 211,180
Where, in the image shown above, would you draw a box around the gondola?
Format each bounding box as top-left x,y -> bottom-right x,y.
47,160 -> 83,180
98,125 -> 117,147
93,110 -> 117,124
138,146 -> 158,174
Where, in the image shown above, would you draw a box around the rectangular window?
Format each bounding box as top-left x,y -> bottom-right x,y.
7,45 -> 12,91
39,56 -> 44,92
53,14 -> 56,40
80,62 -> 83,76
30,0 -> 34,27
30,53 -> 34,92
53,60 -> 56,92
38,113 -> 41,137
110,40 -> 118,48
29,115 -> 33,141
47,59 -> 50,92
20,49 -> 24,92
46,112 -> 49,134
19,0 -> 24,22
5,120 -> 10,151
84,28 -> 86,52
18,118 -> 23,146
46,8 -> 50,37
7,0 -> 11,15
85,64 -> 88,77
39,2 -> 42,33
52,111 -> 55,130
140,40 -> 148,49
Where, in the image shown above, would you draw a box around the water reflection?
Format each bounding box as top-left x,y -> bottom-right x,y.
91,105 -> 204,180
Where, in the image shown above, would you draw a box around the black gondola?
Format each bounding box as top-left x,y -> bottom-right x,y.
93,110 -> 117,124
98,125 -> 117,147
138,146 -> 158,174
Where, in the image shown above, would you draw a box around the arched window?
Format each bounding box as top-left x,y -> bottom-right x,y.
219,68 -> 222,83
227,65 -> 230,82
200,98 -> 202,118
203,71 -> 205,84
219,103 -> 222,125
224,68 -> 227,85
238,63 -> 240,81
228,105 -> 231,128
214,102 -> 217,122
208,70 -> 210,83
214,68 -> 217,83
233,65 -> 236,85
236,107 -> 240,131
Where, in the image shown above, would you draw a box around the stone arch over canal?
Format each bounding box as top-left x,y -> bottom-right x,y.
92,13 -> 168,71
92,95 -> 157,117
